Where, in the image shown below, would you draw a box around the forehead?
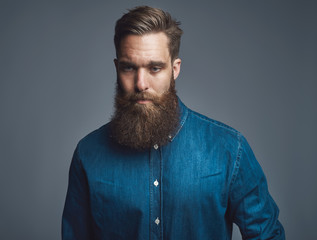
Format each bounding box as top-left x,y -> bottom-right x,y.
118,32 -> 171,63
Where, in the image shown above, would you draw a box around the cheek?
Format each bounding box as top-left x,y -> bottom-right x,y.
152,77 -> 171,94
118,75 -> 134,92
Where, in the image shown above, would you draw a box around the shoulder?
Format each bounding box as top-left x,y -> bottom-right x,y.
184,105 -> 243,144
188,108 -> 239,134
75,123 -> 111,157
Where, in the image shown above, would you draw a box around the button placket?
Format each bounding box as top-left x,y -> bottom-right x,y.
150,143 -> 162,239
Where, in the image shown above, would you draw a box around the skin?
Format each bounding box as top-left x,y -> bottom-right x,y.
114,32 -> 181,104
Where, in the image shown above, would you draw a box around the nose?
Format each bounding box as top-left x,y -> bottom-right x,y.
135,69 -> 149,92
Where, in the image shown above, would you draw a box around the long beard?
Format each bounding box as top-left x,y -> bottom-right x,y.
110,79 -> 179,151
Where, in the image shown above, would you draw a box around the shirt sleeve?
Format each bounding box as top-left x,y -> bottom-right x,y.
229,135 -> 285,240
62,146 -> 93,239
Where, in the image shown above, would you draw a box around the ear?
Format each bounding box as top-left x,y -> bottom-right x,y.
114,59 -> 118,72
172,58 -> 181,80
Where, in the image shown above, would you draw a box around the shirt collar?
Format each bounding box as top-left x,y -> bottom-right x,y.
168,97 -> 188,142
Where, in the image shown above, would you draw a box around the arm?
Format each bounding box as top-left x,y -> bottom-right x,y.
62,147 -> 93,239
229,135 -> 285,240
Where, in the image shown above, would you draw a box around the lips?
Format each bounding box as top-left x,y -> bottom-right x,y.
136,99 -> 152,104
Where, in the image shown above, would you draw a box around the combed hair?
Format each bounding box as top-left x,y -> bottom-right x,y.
114,6 -> 183,61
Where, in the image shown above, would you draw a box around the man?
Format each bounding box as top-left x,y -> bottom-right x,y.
62,6 -> 285,240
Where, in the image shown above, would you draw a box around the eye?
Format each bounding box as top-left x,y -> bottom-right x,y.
119,65 -> 134,72
150,67 -> 161,73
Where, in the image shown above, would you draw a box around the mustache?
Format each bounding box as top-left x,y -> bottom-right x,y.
129,92 -> 156,101
119,90 -> 160,103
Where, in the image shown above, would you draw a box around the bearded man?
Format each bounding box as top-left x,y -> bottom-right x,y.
62,6 -> 285,240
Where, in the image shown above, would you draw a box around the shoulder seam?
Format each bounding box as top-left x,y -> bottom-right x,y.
229,132 -> 243,191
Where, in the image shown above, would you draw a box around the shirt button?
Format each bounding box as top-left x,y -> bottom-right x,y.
153,144 -> 158,150
154,179 -> 159,187
155,217 -> 160,225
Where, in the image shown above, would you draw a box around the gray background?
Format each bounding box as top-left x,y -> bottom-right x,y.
1,0 -> 316,239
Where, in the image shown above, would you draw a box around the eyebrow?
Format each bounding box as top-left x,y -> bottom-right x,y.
118,61 -> 137,68
148,61 -> 167,68
118,60 -> 167,68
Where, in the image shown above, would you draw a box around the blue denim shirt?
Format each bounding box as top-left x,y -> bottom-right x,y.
62,99 -> 285,240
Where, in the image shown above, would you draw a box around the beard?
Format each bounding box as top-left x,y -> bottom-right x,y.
110,77 -> 180,151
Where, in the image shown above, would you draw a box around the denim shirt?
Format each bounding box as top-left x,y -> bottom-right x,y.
62,99 -> 285,240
